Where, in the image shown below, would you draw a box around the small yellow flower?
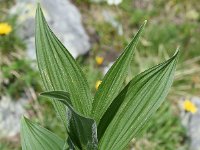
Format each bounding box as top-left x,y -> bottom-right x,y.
0,23 -> 12,35
95,80 -> 102,90
183,100 -> 198,114
95,56 -> 104,65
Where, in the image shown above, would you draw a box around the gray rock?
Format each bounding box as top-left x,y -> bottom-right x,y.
11,0 -> 90,59
188,97 -> 200,150
103,62 -> 114,75
0,96 -> 27,138
91,0 -> 123,5
180,97 -> 200,150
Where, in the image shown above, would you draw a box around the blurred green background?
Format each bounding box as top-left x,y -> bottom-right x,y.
0,0 -> 200,149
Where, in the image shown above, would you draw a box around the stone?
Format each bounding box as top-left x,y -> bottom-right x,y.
0,96 -> 27,138
103,62 -> 114,75
180,97 -> 200,150
107,0 -> 123,5
10,0 -> 91,59
91,0 -> 123,5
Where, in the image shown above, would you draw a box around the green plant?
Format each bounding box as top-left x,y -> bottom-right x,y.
0,11 -> 39,99
1,58 -> 40,98
131,101 -> 187,150
0,16 -> 25,55
20,4 -> 179,150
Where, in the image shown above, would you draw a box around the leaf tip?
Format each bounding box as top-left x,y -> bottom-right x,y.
40,92 -> 45,96
37,2 -> 40,8
140,20 -> 147,29
36,2 -> 44,19
144,20 -> 147,25
21,116 -> 29,124
174,47 -> 180,55
21,115 -> 25,121
171,47 -> 180,62
36,2 -> 41,12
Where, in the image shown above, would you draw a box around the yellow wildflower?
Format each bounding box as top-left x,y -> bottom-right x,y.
95,80 -> 102,90
0,23 -> 12,35
95,56 -> 104,65
183,100 -> 197,114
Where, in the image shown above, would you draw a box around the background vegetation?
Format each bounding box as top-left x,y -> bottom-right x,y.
0,0 -> 200,149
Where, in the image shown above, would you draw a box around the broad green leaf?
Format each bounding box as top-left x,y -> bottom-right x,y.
21,117 -> 64,150
35,4 -> 92,125
92,21 -> 147,123
99,50 -> 179,150
97,58 -> 166,140
41,91 -> 98,150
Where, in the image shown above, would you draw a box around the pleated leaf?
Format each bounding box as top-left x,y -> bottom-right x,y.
41,91 -> 98,150
98,50 -> 179,150
35,4 -> 92,125
92,21 -> 147,123
21,117 -> 64,150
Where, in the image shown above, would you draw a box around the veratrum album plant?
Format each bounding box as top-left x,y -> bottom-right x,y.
20,4 -> 179,150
